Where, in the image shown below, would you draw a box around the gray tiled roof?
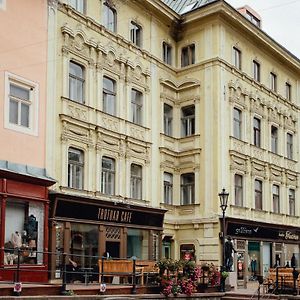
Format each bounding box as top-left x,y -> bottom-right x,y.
161,0 -> 219,14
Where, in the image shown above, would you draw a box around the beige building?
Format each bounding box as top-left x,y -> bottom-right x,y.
46,0 -> 300,285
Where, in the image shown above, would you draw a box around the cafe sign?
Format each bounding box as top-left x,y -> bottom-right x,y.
227,222 -> 300,241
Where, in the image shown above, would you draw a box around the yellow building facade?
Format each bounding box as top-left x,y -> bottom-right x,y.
46,0 -> 300,284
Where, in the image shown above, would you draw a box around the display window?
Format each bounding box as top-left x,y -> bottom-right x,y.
285,244 -> 299,268
180,244 -> 195,261
127,228 -> 149,259
248,241 -> 260,281
4,199 -> 44,265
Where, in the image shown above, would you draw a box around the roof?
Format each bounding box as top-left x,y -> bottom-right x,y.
161,0 -> 218,14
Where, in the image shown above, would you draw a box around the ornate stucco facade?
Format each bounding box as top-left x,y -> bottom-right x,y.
46,0 -> 300,284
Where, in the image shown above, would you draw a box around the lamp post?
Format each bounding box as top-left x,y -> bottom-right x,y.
219,188 -> 229,292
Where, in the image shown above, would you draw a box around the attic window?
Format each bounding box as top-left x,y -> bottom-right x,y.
181,2 -> 197,14
245,10 -> 260,27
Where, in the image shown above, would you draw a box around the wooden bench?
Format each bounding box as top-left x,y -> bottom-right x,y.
98,259 -> 144,285
136,260 -> 159,284
265,268 -> 300,292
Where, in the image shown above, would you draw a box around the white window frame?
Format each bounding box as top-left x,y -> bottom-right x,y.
163,172 -> 173,205
130,163 -> 142,200
286,82 -> 292,101
234,174 -> 243,206
287,132 -> 293,160
130,21 -> 142,47
233,47 -> 241,70
68,147 -> 84,189
254,179 -> 262,210
233,107 -> 242,139
103,1 -> 116,32
69,0 -> 85,13
272,184 -> 280,214
270,72 -> 277,92
103,76 -> 116,115
131,89 -> 143,125
181,105 -> 195,137
163,103 -> 173,136
271,125 -> 278,154
69,61 -> 85,104
162,42 -> 172,65
4,72 -> 39,136
253,60 -> 260,82
101,156 -> 115,195
289,189 -> 295,216
180,173 -> 195,205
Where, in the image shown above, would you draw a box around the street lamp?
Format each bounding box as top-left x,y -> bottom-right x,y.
219,188 -> 229,292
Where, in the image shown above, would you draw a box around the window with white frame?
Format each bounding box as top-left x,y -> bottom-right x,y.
69,0 -> 85,13
289,189 -> 295,216
181,105 -> 195,137
181,44 -> 195,67
103,1 -> 116,32
233,107 -> 242,139
255,179 -> 262,210
233,47 -> 241,70
162,42 -> 172,65
273,184 -> 280,214
131,89 -> 143,125
130,164 -> 142,200
287,133 -> 293,160
271,126 -> 278,154
69,61 -> 85,103
68,148 -> 84,189
253,60 -> 260,82
234,174 -> 243,206
164,172 -> 173,205
180,173 -> 194,205
130,21 -> 142,47
101,156 -> 115,195
253,117 -> 261,147
5,73 -> 38,135
270,72 -> 277,92
286,82 -> 291,101
163,104 -> 173,136
103,76 -> 116,115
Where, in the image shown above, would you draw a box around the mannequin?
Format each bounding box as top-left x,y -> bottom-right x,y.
11,231 -> 22,248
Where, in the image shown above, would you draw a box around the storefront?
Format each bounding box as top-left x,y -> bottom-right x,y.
49,192 -> 166,279
226,218 -> 300,287
0,172 -> 55,282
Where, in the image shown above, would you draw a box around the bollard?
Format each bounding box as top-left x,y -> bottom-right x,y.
13,248 -> 21,296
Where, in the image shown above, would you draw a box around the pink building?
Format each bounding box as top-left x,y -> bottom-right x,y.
0,0 -> 54,282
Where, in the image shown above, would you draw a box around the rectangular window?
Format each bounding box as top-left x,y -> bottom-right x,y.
163,104 -> 173,136
180,173 -> 195,205
103,76 -> 116,115
130,21 -> 142,47
287,133 -> 293,160
69,61 -> 85,103
233,47 -> 241,70
289,189 -> 295,216
286,82 -> 291,101
127,229 -> 149,260
103,2 -> 116,32
101,156 -> 115,195
181,44 -> 195,67
130,164 -> 142,200
270,72 -> 277,92
163,42 -> 172,65
233,107 -> 242,139
68,148 -> 84,189
131,89 -> 143,125
164,172 -> 173,205
253,117 -> 261,147
255,179 -> 262,210
253,60 -> 260,82
273,184 -> 280,214
271,126 -> 278,154
234,174 -> 243,206
69,0 -> 85,13
181,105 -> 195,137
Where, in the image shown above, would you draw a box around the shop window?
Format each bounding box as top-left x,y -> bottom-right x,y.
180,244 -> 195,261
69,0 -> 85,13
130,163 -> 142,200
180,173 -> 195,205
286,244 -> 299,268
69,61 -> 85,103
68,147 -> 84,189
287,133 -> 293,160
234,174 -> 243,206
163,103 -> 173,136
163,172 -> 173,205
254,179 -> 262,210
181,44 -> 195,67
103,76 -> 116,115
103,1 -> 116,32
162,42 -> 172,65
289,189 -> 295,216
248,241 -> 260,279
253,117 -> 261,147
233,107 -> 242,139
101,156 -> 115,195
127,228 -> 149,259
130,21 -> 142,47
4,200 -> 44,265
272,184 -> 280,214
271,126 -> 278,154
131,89 -> 143,125
181,105 -> 195,137
70,223 -> 99,268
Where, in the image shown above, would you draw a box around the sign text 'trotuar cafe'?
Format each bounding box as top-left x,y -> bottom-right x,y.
97,208 -> 132,223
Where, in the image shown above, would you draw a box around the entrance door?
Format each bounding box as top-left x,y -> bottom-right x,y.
263,243 -> 272,278
106,241 -> 120,258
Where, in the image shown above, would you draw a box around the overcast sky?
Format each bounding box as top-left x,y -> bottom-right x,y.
226,0 -> 300,59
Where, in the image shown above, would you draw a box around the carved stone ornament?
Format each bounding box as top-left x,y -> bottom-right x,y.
48,0 -> 58,9
251,160 -> 266,178
230,155 -> 247,173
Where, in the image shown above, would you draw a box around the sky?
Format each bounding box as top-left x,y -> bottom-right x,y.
225,0 -> 300,59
